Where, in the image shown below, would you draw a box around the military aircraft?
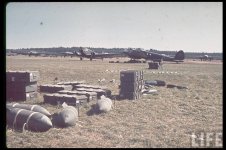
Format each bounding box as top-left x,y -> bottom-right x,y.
10,50 -> 76,57
8,50 -> 29,56
28,51 -> 42,56
145,49 -> 185,63
28,51 -> 75,57
60,51 -> 76,57
8,50 -> 44,57
27,51 -> 57,57
198,55 -> 213,61
75,47 -> 122,61
6,50 -> 18,56
123,48 -> 147,60
123,48 -> 185,63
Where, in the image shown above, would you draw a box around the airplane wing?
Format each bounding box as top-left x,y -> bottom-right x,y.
93,53 -> 123,58
78,47 -> 124,60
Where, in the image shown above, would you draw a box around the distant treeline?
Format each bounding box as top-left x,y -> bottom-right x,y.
6,47 -> 222,59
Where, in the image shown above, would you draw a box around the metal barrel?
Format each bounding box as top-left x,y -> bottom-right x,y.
52,106 -> 78,128
7,106 -> 52,132
7,103 -> 51,117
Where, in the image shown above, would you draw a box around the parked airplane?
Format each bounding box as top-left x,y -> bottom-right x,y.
75,47 -> 122,61
28,51 -> 42,56
6,51 -> 18,56
198,55 -> 213,61
8,50 -> 44,57
123,48 -> 147,60
9,50 -> 29,56
10,50 -> 75,57
145,49 -> 185,63
28,51 -> 76,57
60,52 -> 76,57
123,48 -> 185,63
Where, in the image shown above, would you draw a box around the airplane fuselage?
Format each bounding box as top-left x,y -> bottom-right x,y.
123,50 -> 147,60
145,50 -> 184,63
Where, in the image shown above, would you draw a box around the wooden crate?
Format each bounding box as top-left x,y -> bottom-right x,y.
7,71 -> 39,83
43,93 -> 87,106
7,82 -> 38,93
58,90 -> 97,102
7,91 -> 38,101
40,84 -> 73,93
148,62 -> 159,69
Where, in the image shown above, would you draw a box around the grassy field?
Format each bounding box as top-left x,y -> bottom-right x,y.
6,56 -> 222,148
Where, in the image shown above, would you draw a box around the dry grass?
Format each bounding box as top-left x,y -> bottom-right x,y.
6,56 -> 222,148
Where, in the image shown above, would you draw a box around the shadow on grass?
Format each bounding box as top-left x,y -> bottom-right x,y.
35,101 -> 46,105
86,104 -> 102,116
67,59 -> 97,62
86,95 -> 124,116
109,94 -> 127,101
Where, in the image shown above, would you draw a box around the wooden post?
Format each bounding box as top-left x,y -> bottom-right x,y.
114,97 -> 116,109
76,100 -> 80,117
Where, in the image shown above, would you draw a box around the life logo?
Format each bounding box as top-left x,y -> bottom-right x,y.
190,131 -> 222,147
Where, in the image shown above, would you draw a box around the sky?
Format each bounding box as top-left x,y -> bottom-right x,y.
6,2 -> 222,52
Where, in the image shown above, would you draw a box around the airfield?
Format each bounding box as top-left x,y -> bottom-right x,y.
6,55 -> 222,148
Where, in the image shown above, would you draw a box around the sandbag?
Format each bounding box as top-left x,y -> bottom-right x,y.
96,95 -> 112,113
52,103 -> 78,128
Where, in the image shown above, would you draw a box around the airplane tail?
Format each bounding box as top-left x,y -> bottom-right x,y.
174,50 -> 185,60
